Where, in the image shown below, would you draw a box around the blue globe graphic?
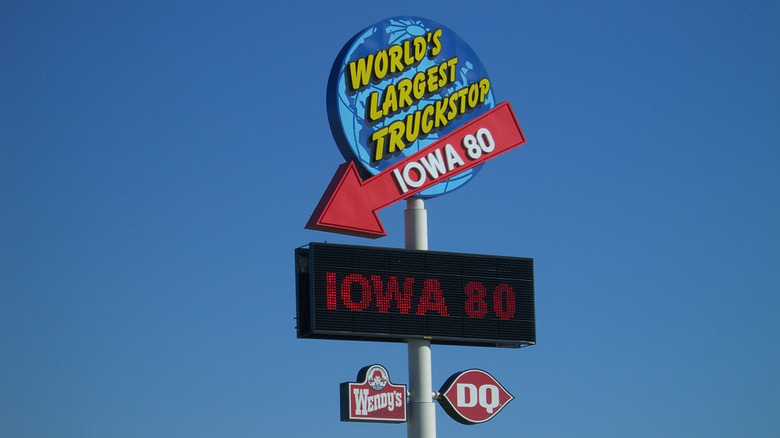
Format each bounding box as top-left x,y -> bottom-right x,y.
329,17 -> 495,198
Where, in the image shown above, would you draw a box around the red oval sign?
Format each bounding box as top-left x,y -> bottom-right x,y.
438,369 -> 513,424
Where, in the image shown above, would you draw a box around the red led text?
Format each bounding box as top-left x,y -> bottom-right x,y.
325,273 -> 516,320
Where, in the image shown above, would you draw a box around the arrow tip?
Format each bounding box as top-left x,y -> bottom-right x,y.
305,161 -> 387,239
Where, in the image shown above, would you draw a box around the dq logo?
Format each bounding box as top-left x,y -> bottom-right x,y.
437,369 -> 513,425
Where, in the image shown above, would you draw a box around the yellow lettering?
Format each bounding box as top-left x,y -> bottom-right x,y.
413,36 -> 426,62
397,78 -> 413,109
387,120 -> 406,155
447,57 -> 458,83
348,55 -> 374,91
403,40 -> 415,65
412,71 -> 426,100
367,74 -> 493,163
421,104 -> 435,134
372,126 -> 389,161
429,29 -> 442,57
468,83 -> 479,107
434,97 -> 449,128
388,45 -> 404,74
457,88 -> 469,113
381,83 -> 398,116
374,50 -> 388,81
367,91 -> 383,122
479,78 -> 490,102
426,65 -> 439,93
438,62 -> 449,88
404,111 -> 420,144
447,93 -> 459,119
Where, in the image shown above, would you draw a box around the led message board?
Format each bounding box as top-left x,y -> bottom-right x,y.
295,243 -> 535,348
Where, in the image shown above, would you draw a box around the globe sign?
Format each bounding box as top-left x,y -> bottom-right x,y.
327,16 -> 496,198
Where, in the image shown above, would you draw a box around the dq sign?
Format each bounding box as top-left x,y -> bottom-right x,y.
307,16 -> 526,238
438,369 -> 513,424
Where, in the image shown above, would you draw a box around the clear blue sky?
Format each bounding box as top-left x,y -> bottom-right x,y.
2,1 -> 778,437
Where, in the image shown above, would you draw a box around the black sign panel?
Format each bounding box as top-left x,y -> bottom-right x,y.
295,243 -> 535,348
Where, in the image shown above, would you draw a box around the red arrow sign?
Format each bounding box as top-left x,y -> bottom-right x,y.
306,101 -> 526,238
438,369 -> 513,425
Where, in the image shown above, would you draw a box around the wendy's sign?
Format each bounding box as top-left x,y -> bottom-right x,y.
306,17 -> 526,238
340,364 -> 407,423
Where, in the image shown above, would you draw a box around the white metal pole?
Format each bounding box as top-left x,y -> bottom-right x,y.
405,197 -> 428,251
405,197 -> 435,438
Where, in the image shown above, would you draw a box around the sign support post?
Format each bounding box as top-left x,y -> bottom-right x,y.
405,197 -> 436,438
